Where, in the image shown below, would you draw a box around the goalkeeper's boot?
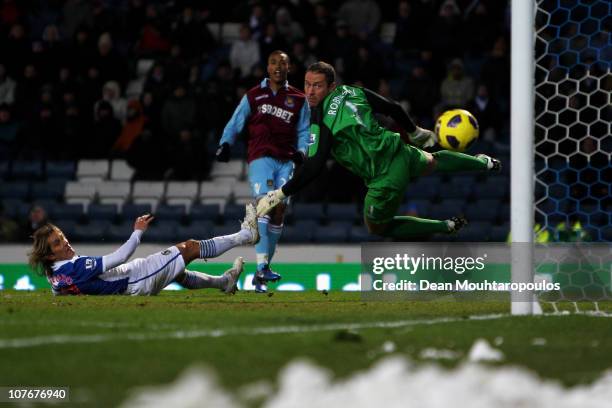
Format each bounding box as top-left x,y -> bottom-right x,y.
222,256 -> 244,294
446,216 -> 468,233
476,154 -> 502,172
241,203 -> 260,245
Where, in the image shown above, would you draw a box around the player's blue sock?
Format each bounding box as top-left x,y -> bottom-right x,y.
267,223 -> 283,264
255,216 -> 270,271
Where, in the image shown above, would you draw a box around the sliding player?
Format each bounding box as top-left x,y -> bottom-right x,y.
28,205 -> 258,296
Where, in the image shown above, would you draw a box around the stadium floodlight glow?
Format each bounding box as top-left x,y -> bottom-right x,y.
511,0 -> 536,315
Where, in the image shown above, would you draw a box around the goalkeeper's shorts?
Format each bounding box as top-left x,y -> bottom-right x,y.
363,145 -> 428,224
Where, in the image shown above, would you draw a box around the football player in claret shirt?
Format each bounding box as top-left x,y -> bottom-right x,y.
257,61 -> 502,239
216,50 -> 310,292
28,205 -> 258,296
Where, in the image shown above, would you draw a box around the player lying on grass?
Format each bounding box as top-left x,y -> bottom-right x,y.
28,204 -> 259,295
257,61 -> 501,239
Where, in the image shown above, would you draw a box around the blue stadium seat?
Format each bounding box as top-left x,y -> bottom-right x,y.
46,161 -> 75,180
1,198 -> 24,218
11,161 -> 43,180
190,203 -> 220,222
281,223 -> 314,243
437,182 -> 473,199
145,221 -> 178,243
474,181 -> 507,200
428,199 -> 465,220
222,204 -> 244,223
291,203 -> 324,222
314,224 -> 349,243
122,203 -> 152,220
50,203 -> 84,222
155,204 -> 186,222
489,224 -> 510,242
0,182 -> 29,200
0,161 -> 8,179
30,180 -> 66,201
54,219 -> 77,238
212,224 -> 241,238
327,203 -> 358,222
72,221 -> 110,242
465,199 -> 500,222
459,221 -> 491,242
182,221 -> 215,239
406,177 -> 440,199
399,200 -> 431,218
107,222 -> 134,242
87,204 -> 118,222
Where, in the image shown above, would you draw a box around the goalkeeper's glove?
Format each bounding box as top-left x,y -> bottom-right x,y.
256,189 -> 286,216
215,143 -> 231,162
408,127 -> 437,149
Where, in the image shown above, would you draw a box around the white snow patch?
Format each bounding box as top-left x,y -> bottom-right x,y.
532,337 -> 547,346
468,338 -> 504,362
382,341 -> 396,353
121,358 -> 612,408
419,348 -> 461,360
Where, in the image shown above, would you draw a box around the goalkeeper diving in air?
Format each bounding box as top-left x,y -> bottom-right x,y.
257,61 -> 501,239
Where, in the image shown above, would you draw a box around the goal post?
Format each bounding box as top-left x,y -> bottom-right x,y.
511,0 -> 536,315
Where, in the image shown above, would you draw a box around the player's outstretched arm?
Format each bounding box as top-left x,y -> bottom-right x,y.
101,214 -> 153,271
217,96 -> 251,162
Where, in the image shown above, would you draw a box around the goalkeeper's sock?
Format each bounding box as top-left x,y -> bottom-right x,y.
199,230 -> 251,259
255,216 -> 270,270
432,150 -> 488,172
267,223 -> 283,264
176,270 -> 227,289
384,215 -> 450,238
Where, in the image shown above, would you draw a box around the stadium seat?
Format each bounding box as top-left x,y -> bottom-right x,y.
474,181 -> 507,200
1,198 -> 24,218
51,203 -> 85,222
291,203 -> 324,222
64,181 -> 96,211
489,224 -> 510,242
400,200 -> 430,218
165,181 -> 199,211
465,199 -> 501,222
97,181 -> 131,210
459,221 -> 491,242
76,159 -> 109,182
155,204 -> 186,222
348,226 -> 383,242
145,220 -> 178,243
109,160 -> 135,181
222,203 -> 244,222
282,221 -> 316,243
31,180 -> 66,201
221,22 -> 241,44
326,203 -> 359,223
54,219 -> 77,238
437,182 -> 473,199
87,204 -> 118,222
406,178 -> 439,200
122,203 -> 152,220
189,203 -> 221,222
132,181 -> 165,212
72,220 -> 110,242
0,161 -> 8,179
11,160 -> 43,180
232,182 -> 252,205
46,161 -> 75,180
210,160 -> 244,179
181,221 -> 215,239
0,182 -> 29,200
428,199 -> 465,220
199,181 -> 232,210
212,224 -> 240,238
106,222 -> 134,242
314,224 -> 349,243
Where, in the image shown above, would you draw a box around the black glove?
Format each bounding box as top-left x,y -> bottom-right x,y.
290,150 -> 305,166
215,143 -> 230,162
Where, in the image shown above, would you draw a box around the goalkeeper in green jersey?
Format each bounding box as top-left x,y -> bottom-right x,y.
257,61 -> 501,239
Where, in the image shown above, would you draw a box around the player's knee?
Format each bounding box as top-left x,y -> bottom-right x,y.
176,240 -> 199,261
271,204 -> 286,225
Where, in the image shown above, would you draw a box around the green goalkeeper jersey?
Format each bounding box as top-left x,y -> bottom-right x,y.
311,85 -> 403,183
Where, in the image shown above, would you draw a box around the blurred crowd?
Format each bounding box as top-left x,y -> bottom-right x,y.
0,0 -> 511,197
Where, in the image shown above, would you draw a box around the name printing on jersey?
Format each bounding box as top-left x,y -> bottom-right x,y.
258,103 -> 294,123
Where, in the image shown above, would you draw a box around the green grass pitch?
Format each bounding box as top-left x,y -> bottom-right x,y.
1,290 -> 611,407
